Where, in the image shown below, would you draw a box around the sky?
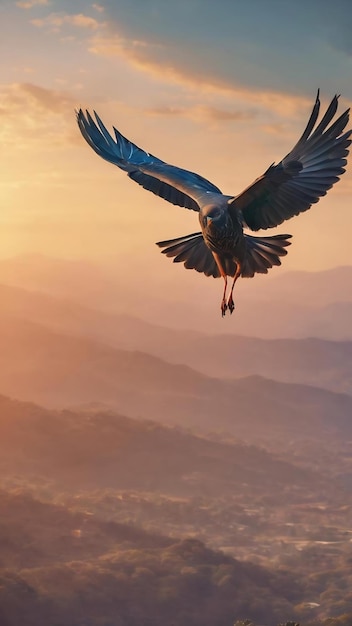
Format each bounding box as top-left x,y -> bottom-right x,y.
1,0 -> 352,279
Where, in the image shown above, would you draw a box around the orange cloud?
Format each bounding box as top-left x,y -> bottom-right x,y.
31,12 -> 103,31
16,0 -> 49,8
88,33 -> 310,118
146,104 -> 256,125
19,82 -> 74,112
0,82 -> 76,149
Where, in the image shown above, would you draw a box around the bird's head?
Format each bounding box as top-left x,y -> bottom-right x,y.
201,204 -> 227,229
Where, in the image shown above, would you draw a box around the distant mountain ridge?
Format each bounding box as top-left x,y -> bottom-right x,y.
0,394 -> 320,495
0,254 -> 351,338
0,280 -> 350,395
0,315 -> 352,444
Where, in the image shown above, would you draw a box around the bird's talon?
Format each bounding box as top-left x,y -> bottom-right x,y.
221,301 -> 227,317
228,297 -> 235,314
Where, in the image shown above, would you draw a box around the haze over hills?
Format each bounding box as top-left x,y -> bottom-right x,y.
1,262 -> 351,625
0,395 -> 320,496
246,265 -> 352,307
0,254 -> 351,338
0,280 -> 351,395
1,395 -> 352,623
2,394 -> 349,575
0,488 -> 300,626
1,314 -> 352,444
0,488 -> 170,571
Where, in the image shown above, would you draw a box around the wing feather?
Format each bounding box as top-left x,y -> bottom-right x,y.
230,92 -> 351,231
77,109 -> 222,212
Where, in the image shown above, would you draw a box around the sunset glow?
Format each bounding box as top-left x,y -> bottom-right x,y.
1,0 -> 351,277
2,5 -> 352,625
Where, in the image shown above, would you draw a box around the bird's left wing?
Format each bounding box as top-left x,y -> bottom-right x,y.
77,109 -> 222,212
229,92 -> 351,231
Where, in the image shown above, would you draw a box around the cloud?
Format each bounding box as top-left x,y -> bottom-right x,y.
296,0 -> 352,58
146,104 -> 256,125
16,0 -> 49,8
89,32 -> 310,119
89,0 -> 352,102
31,12 -> 102,30
325,18 -> 352,57
261,123 -> 291,136
88,33 -> 220,89
18,82 -> 74,112
0,82 -> 76,149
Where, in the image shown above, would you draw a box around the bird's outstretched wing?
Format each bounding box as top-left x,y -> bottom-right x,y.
76,109 -> 222,212
229,91 -> 351,231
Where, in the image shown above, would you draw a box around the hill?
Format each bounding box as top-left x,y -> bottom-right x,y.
0,489 -> 299,626
0,281 -> 350,395
3,394 -> 350,571
0,318 -> 352,444
0,395 -> 320,496
0,254 -> 351,338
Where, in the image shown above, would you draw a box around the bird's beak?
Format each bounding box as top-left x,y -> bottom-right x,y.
206,217 -> 213,225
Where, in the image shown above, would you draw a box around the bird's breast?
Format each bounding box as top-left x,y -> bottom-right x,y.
203,220 -> 243,256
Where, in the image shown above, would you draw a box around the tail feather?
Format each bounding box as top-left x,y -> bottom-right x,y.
156,232 -> 221,277
242,233 -> 292,277
156,231 -> 292,279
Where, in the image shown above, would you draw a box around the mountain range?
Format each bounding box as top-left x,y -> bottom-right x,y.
1,313 -> 352,444
0,487 -> 299,626
0,280 -> 351,396
0,253 -> 351,338
0,394 -> 324,496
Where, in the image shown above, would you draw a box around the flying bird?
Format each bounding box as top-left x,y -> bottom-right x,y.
77,91 -> 350,316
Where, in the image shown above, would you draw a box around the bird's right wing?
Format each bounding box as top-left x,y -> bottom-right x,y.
77,110 -> 222,212
229,92 -> 351,230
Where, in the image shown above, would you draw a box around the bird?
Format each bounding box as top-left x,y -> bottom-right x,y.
76,91 -> 350,317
